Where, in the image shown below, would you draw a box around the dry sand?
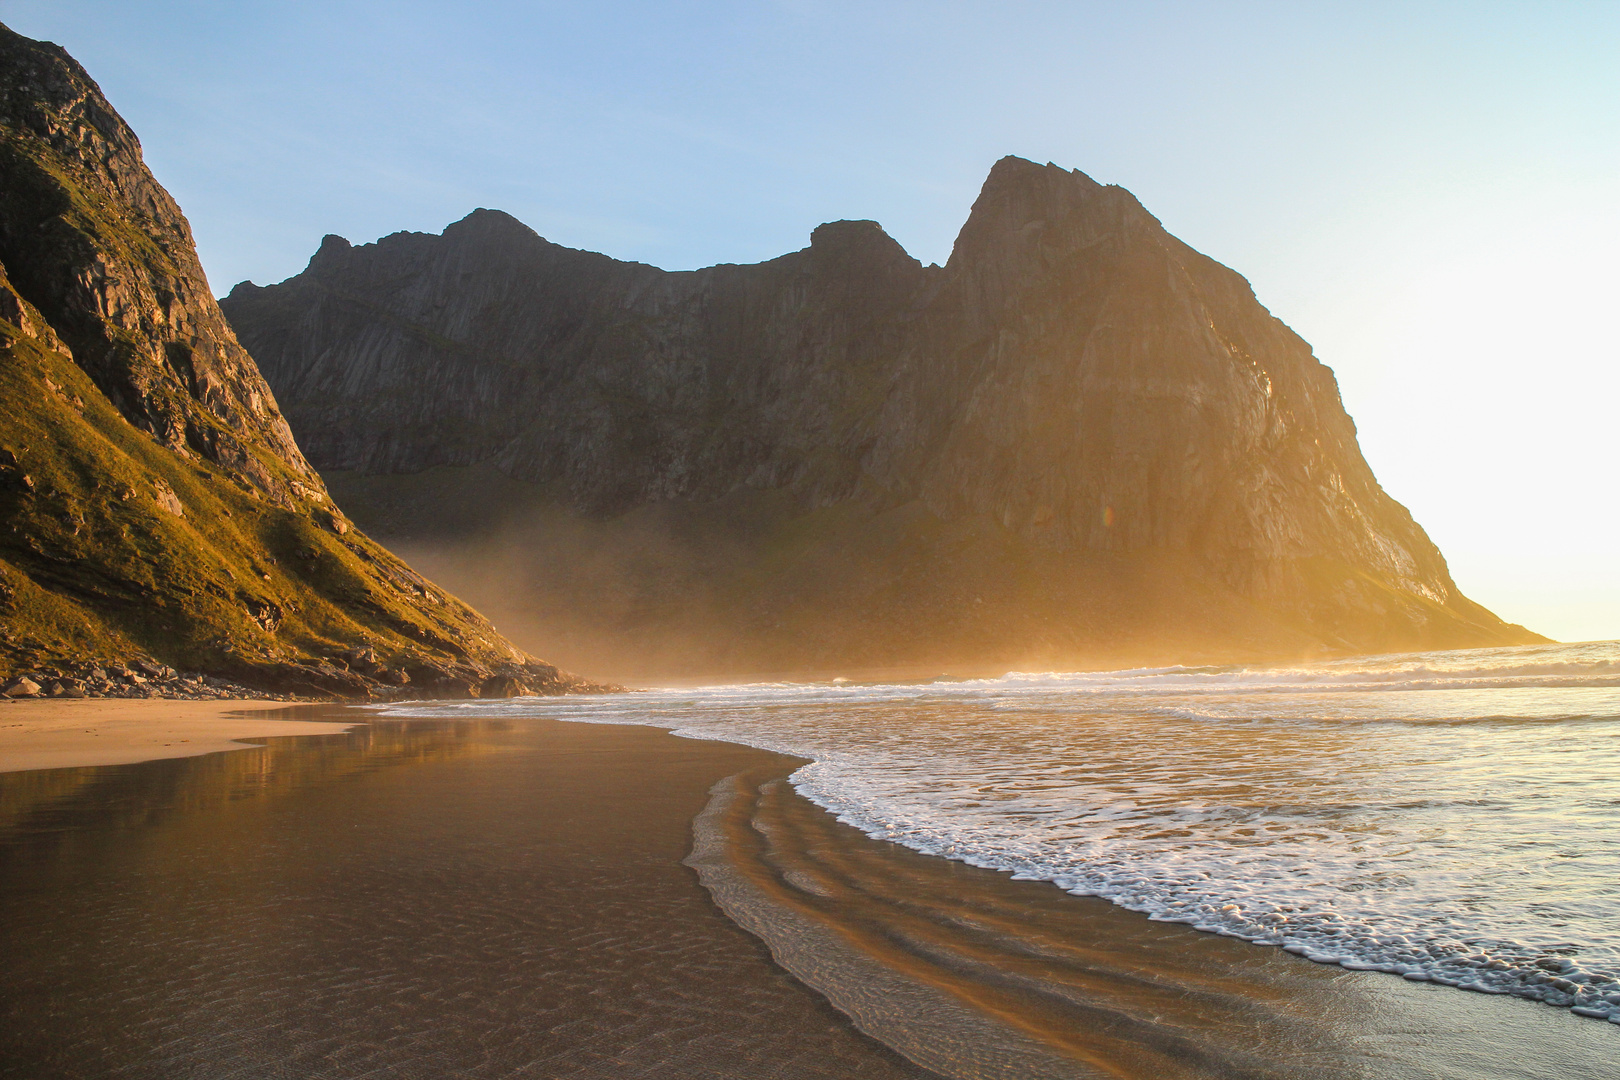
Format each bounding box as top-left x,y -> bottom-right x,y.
0,697 -> 360,773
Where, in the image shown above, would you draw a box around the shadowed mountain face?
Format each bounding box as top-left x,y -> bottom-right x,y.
223,159 -> 1541,676
0,24 -> 593,697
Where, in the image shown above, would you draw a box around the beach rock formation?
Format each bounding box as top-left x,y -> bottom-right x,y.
223,164 -> 1541,674
0,24 -> 603,697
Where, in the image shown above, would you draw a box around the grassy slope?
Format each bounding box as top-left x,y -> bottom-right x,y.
0,25 -> 591,695
0,316 -> 524,687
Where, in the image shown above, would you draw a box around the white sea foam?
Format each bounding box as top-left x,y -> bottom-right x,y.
386,640 -> 1620,1023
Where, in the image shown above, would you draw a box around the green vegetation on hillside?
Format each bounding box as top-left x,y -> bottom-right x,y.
0,311 -> 526,689
0,23 -> 594,697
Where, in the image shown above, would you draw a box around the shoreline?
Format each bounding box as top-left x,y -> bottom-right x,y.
694,765 -> 1620,1079
0,698 -> 364,773
0,712 -> 941,1079
2,706 -> 1614,1077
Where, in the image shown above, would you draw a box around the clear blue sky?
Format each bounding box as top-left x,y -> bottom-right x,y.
6,0 -> 1617,642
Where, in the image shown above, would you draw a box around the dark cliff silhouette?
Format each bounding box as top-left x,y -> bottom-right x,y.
223,159 -> 1541,675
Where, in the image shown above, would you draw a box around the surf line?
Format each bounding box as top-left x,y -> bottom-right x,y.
684,771 -> 1343,1080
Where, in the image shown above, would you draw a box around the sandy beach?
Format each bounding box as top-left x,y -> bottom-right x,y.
0,698 -> 362,773
1,711 -> 1614,1079
0,712 -> 939,1079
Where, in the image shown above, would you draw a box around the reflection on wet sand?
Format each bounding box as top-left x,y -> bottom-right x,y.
3,712 -> 1614,1080
0,711 -> 500,844
0,717 -> 937,1080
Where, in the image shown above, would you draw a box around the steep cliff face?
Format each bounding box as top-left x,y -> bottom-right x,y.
0,24 -> 594,696
875,162 -> 1493,636
224,158 -> 1541,672
227,210 -> 934,509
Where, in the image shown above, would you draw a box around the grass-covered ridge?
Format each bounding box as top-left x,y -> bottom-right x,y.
0,277 -> 548,693
0,23 -> 595,696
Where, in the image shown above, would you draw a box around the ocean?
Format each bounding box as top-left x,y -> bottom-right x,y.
391,640 -> 1620,1024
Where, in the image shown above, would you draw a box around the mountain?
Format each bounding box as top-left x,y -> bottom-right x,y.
0,23 -> 596,698
222,166 -> 1543,677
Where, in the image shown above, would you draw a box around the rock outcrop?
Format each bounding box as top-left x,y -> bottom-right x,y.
0,23 -> 604,697
223,157 -> 1542,674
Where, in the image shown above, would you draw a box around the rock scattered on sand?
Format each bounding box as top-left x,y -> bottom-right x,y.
1,676 -> 41,698
0,662 -> 295,702
0,655 -> 615,703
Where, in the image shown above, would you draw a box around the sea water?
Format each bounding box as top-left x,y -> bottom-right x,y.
389,640 -> 1620,1023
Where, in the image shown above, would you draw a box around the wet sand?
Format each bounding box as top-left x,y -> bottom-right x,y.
0,714 -> 939,1080
697,771 -> 1620,1079
1,713 -> 1613,1078
0,698 -> 359,772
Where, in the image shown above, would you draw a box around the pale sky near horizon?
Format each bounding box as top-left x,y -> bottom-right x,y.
5,1 -> 1617,643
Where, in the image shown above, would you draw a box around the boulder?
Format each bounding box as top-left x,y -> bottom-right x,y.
2,677 -> 42,697
479,674 -> 528,699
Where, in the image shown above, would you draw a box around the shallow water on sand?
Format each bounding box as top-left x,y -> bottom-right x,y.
398,641 -> 1620,1023
0,718 -> 935,1080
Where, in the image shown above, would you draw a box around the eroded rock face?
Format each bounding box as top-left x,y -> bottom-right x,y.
225,160 -> 1539,659
0,24 -> 607,697
225,212 -> 934,510
881,163 -> 1463,614
0,29 -> 313,504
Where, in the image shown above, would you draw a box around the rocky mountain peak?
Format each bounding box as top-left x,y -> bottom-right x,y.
443,207 -> 542,244
0,23 -> 319,504
982,154 -> 1105,201
221,158 -> 1542,666
947,155 -> 1157,280
810,218 -> 897,252
0,27 -> 165,224
805,218 -> 927,292
308,232 -> 354,270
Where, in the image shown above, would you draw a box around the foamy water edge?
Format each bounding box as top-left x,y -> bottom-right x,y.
383,642 -> 1620,1026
